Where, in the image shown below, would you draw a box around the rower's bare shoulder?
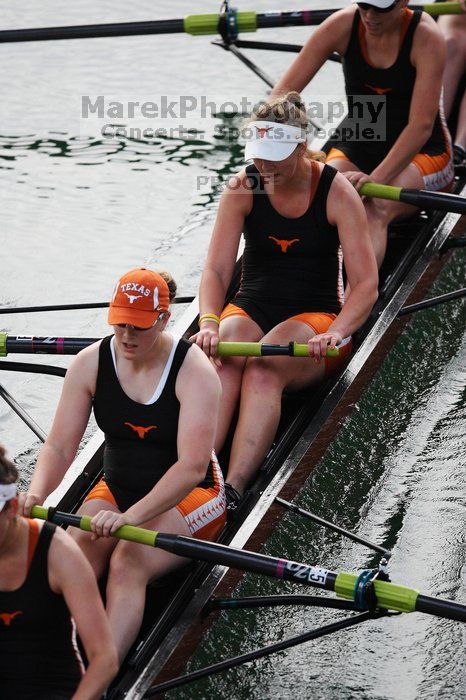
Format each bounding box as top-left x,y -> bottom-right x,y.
177,342 -> 221,397
326,169 -> 365,223
318,6 -> 357,52
48,525 -> 95,593
222,168 -> 254,205
328,168 -> 360,200
65,339 -> 101,389
413,12 -> 445,53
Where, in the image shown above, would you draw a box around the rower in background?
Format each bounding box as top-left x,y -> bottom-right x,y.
192,92 -> 378,514
19,268 -> 225,664
0,445 -> 118,700
438,0 -> 466,167
273,0 -> 455,268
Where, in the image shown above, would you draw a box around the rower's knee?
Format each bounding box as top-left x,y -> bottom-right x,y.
242,357 -> 284,394
365,197 -> 391,226
108,542 -> 148,587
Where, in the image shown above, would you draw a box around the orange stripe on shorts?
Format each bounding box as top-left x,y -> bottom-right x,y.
325,148 -> 350,163
83,479 -> 118,508
289,311 -> 353,377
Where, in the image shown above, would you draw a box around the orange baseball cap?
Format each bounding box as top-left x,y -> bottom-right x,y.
108,268 -> 170,328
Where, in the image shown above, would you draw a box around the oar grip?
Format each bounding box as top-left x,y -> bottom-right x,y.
31,506 -> 159,547
360,183 -> 401,202
292,342 -> 339,358
184,11 -> 256,35
424,2 -> 464,14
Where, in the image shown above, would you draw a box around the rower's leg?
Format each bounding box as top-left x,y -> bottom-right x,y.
437,15 -> 466,118
363,164 -> 425,267
226,320 -> 327,495
69,499 -> 119,579
456,91 -> 466,151
330,158 -> 424,268
105,507 -> 191,663
214,314 -> 263,452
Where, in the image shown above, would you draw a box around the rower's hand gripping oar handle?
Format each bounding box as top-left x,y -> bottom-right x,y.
217,341 -> 339,358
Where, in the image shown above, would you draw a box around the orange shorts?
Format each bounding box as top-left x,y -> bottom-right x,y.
84,453 -> 226,541
220,304 -> 352,376
326,147 -> 454,192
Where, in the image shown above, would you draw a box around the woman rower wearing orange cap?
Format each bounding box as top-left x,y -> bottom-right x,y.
20,267 -> 225,663
0,445 -> 118,699
273,0 -> 455,267
192,92 -> 378,514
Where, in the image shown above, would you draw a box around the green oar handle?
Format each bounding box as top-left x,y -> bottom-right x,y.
31,506 -> 158,546
217,341 -> 339,358
423,2 -> 464,14
184,11 -> 256,35
360,183 -> 401,202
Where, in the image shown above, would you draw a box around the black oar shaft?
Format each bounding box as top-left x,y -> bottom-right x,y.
5,336 -> 97,355
275,497 -> 391,557
155,531 -> 338,591
398,288 -> 466,316
399,188 -> 466,214
33,508 -> 466,622
0,383 -> 46,442
1,6 -> 449,45
145,611 -> 373,696
0,360 -> 67,378
0,19 -> 186,44
416,594 -> 466,622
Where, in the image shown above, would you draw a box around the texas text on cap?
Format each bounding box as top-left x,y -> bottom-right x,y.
108,268 -> 170,329
244,120 -> 307,162
0,483 -> 17,513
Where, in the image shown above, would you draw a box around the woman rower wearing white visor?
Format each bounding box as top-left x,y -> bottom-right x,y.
0,445 -> 117,700
192,92 -> 378,513
273,0 -> 454,268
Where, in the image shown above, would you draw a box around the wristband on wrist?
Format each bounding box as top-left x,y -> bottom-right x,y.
199,313 -> 220,327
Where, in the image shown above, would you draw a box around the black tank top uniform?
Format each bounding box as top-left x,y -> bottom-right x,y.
93,335 -> 215,512
232,161 -> 343,333
328,9 -> 450,172
0,521 -> 82,700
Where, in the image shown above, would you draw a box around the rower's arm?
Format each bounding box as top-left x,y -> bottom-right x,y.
198,173 -> 251,319
371,17 -> 446,184
326,173 -> 379,338
21,345 -> 97,514
49,528 -> 119,699
271,8 -> 353,96
123,345 -> 222,525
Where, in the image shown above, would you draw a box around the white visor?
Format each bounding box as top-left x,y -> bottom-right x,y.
0,482 -> 16,513
244,121 -> 307,162
351,0 -> 397,7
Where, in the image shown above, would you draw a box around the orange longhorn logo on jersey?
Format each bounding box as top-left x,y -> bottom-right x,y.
268,236 -> 300,253
124,423 -> 158,439
256,126 -> 273,139
0,611 -> 22,627
364,84 -> 392,95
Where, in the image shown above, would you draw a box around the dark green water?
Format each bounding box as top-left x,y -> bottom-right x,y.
170,257 -> 466,699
